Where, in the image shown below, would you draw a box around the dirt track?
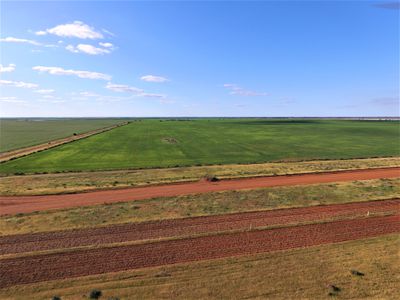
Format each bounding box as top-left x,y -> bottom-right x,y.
0,215 -> 398,288
1,167 -> 399,215
0,123 -> 127,163
1,198 -> 399,255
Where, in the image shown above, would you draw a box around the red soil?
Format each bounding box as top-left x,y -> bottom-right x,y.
0,215 -> 398,288
1,198 -> 399,255
1,167 -> 399,215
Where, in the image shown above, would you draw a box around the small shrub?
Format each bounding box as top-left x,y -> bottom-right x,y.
328,285 -> 341,292
351,269 -> 364,276
204,174 -> 219,182
89,289 -> 102,299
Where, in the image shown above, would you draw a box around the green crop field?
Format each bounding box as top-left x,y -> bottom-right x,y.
0,118 -> 125,152
0,119 -> 398,174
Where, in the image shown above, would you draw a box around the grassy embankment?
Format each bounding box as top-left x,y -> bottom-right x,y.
1,119 -> 399,174
0,234 -> 398,299
1,178 -> 398,235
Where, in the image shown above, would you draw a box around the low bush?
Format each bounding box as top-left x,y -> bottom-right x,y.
89,289 -> 102,299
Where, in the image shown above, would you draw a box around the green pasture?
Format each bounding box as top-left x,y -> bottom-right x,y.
0,118 -> 124,152
0,118 -> 398,174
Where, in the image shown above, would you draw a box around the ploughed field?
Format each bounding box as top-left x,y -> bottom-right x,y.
1,198 -> 398,255
1,200 -> 399,288
1,118 -> 399,174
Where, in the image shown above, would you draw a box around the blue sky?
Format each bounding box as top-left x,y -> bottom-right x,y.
0,1 -> 399,117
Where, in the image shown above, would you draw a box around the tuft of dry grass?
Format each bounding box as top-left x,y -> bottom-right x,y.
0,234 -> 398,299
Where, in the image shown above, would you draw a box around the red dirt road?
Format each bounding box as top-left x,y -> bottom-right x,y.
1,198 -> 399,255
0,215 -> 398,288
1,167 -> 399,215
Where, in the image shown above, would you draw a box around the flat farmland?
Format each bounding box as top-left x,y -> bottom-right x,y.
0,118 -> 125,153
1,119 -> 399,174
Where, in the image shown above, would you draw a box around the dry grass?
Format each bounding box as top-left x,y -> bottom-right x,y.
1,234 -> 398,299
1,178 -> 398,236
0,157 -> 399,196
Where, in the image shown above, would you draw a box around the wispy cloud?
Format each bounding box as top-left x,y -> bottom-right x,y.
0,37 -> 41,46
223,84 -> 267,96
34,89 -> 55,94
0,97 -> 27,104
36,21 -> 104,39
0,37 -> 57,48
106,82 -> 143,94
33,66 -> 111,80
79,91 -> 100,97
374,1 -> 400,10
140,75 -> 169,83
0,64 -> 16,73
66,44 -> 112,55
106,82 -> 166,98
140,93 -> 166,98
0,79 -> 38,89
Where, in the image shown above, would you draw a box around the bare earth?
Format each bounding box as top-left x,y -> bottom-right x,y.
0,167 -> 399,215
1,198 -> 398,255
0,214 -> 398,288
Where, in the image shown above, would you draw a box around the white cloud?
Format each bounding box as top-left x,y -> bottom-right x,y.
0,64 -> 16,73
34,89 -> 55,94
0,79 -> 38,89
106,82 -> 143,94
140,75 -> 169,83
36,21 -> 103,39
0,37 -> 41,46
66,44 -> 111,55
33,66 -> 111,80
35,31 -> 47,36
223,83 -> 267,96
99,42 -> 113,48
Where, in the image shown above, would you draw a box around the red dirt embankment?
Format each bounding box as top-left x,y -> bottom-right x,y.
0,215 -> 398,288
1,198 -> 399,255
1,167 -> 399,215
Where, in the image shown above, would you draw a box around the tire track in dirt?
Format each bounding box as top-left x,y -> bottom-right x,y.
0,215 -> 398,288
1,198 -> 399,255
1,167 -> 399,215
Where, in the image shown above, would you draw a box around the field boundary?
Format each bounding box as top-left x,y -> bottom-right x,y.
0,122 -> 128,163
